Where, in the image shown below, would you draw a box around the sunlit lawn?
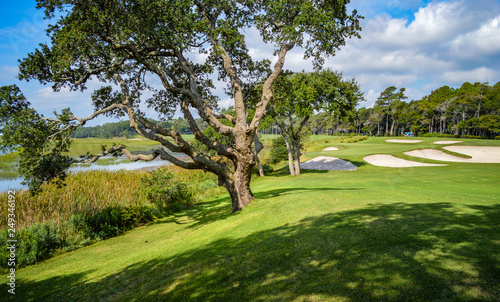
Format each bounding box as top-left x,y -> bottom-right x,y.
1,137 -> 499,301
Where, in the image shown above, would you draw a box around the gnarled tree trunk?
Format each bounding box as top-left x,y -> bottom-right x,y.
221,151 -> 255,212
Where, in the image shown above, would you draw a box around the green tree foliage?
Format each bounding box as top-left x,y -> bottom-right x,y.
266,81 -> 499,139
71,120 -> 137,138
0,85 -> 75,193
71,118 -> 208,138
375,86 -> 407,136
1,0 -> 363,212
268,69 -> 362,175
141,169 -> 194,213
356,82 -> 500,138
269,136 -> 289,165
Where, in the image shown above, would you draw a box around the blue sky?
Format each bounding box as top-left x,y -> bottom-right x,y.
1,0 -> 500,126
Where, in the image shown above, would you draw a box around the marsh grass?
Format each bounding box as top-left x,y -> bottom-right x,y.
0,165 -> 222,232
0,152 -> 19,179
159,165 -> 225,201
0,170 -> 148,231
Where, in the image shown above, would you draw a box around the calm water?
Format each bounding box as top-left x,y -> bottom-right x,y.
0,156 -> 174,191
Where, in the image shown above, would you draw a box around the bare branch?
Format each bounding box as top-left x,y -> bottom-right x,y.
63,56 -> 129,85
179,100 -> 238,160
250,42 -> 295,131
74,144 -> 201,170
70,103 -> 123,125
73,144 -> 126,164
174,50 -> 236,136
121,148 -> 201,170
195,1 -> 247,128
145,50 -> 175,57
215,113 -> 236,125
41,103 -> 124,141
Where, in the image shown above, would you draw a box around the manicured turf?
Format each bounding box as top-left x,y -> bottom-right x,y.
2,137 -> 499,301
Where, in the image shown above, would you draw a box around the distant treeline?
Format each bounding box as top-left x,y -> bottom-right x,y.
73,81 -> 500,139
71,118 -> 208,138
260,81 -> 500,138
354,82 -> 500,138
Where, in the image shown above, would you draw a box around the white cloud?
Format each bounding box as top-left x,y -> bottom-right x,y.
441,67 -> 497,84
355,73 -> 419,107
450,16 -> 500,58
323,0 -> 500,106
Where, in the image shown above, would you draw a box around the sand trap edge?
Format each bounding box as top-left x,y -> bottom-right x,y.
404,149 -> 471,162
433,140 -> 463,145
364,154 -> 447,168
322,146 -> 339,151
385,139 -> 423,144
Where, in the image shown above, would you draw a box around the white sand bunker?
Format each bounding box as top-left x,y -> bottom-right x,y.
322,146 -> 339,151
433,140 -> 463,145
385,139 -> 423,143
364,154 -> 447,168
445,146 -> 500,163
405,146 -> 500,163
301,156 -> 357,171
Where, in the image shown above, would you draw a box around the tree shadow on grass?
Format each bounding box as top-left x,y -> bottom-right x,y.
347,159 -> 368,168
155,195 -> 234,228
13,203 -> 499,301
1,270 -> 93,302
254,187 -> 363,200
159,187 -> 363,230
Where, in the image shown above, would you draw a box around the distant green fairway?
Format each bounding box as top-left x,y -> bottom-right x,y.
3,137 -> 499,301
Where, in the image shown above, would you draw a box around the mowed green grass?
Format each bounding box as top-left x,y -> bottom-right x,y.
2,137 -> 499,301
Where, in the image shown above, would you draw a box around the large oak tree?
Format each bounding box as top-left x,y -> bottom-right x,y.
4,0 -> 362,212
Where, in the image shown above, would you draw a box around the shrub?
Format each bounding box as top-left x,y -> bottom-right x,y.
459,135 -> 483,139
0,222 -> 63,269
337,136 -> 367,143
269,136 -> 289,165
252,163 -> 274,176
141,169 -> 194,212
0,203 -> 155,270
495,136 -> 500,140
198,180 -> 217,191
75,204 -> 154,240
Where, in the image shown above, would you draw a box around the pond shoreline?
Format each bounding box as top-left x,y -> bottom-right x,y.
0,154 -> 191,192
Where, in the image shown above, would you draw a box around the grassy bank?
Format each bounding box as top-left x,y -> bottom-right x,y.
0,165 -> 224,270
1,137 -> 498,301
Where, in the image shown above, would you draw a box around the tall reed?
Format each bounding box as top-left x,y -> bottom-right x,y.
0,170 -> 148,231
0,166 -> 224,231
